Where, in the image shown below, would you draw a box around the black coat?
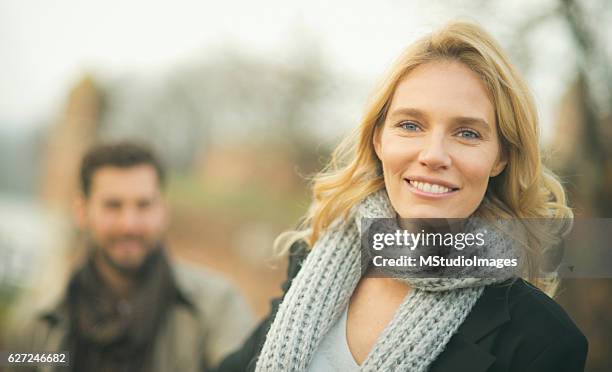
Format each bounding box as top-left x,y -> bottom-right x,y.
217,241 -> 588,372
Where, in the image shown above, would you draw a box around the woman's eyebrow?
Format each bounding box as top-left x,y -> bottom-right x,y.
388,107 -> 428,121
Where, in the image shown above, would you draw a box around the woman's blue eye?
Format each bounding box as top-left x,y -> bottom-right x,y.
457,129 -> 480,139
400,122 -> 420,131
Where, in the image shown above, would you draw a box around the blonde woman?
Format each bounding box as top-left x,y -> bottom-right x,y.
218,21 -> 587,372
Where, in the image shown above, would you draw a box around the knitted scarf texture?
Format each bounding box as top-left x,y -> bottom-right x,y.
256,189 -> 521,372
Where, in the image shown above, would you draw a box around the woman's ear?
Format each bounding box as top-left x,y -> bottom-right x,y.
373,125 -> 382,160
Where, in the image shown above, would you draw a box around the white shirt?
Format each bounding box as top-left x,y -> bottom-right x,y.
307,304 -> 361,371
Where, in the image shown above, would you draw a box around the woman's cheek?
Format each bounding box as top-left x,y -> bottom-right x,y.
457,154 -> 496,192
380,135 -> 418,174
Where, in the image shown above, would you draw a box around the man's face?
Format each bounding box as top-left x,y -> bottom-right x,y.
77,164 -> 168,274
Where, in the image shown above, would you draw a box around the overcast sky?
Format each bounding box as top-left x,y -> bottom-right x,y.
0,0 -> 576,143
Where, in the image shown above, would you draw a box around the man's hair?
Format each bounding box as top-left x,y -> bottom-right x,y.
80,141 -> 166,197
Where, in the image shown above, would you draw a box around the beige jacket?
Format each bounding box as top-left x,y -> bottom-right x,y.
5,261 -> 254,372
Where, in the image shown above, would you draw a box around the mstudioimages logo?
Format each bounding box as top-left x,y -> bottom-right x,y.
371,254 -> 518,269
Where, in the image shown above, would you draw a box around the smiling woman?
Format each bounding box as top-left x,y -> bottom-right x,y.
374,60 -> 506,219
217,20 -> 587,372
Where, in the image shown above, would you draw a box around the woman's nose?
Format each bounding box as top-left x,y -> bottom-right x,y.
417,133 -> 452,170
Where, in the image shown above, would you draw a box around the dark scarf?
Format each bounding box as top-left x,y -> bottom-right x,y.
67,245 -> 178,372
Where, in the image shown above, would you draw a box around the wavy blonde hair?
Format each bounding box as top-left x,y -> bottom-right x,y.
277,20 -> 572,297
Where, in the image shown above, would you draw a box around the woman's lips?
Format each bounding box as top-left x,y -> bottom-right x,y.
404,179 -> 459,198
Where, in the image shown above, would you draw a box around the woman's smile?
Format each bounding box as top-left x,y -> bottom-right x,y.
404,177 -> 460,199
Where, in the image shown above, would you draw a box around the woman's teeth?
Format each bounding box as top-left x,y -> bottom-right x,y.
409,180 -> 452,194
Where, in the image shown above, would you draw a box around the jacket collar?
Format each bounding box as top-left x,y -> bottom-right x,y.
458,278 -> 514,342
430,278 -> 516,372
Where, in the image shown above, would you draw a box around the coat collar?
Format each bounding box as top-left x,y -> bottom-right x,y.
430,278 -> 516,372
458,279 -> 514,342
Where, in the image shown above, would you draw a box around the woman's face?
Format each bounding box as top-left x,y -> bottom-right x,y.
374,60 -> 506,219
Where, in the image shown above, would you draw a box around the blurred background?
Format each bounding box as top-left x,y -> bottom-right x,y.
0,0 -> 611,370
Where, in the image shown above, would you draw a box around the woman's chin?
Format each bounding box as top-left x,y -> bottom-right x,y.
397,206 -> 450,220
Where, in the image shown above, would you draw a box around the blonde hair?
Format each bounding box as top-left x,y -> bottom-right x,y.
278,20 -> 572,297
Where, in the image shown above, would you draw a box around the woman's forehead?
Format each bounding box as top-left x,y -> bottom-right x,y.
388,61 -> 495,126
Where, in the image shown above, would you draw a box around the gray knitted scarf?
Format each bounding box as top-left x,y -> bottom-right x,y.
256,189 -> 521,372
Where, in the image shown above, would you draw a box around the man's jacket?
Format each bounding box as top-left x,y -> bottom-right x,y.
6,260 -> 254,372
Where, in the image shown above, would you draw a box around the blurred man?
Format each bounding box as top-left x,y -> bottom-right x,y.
8,141 -> 253,372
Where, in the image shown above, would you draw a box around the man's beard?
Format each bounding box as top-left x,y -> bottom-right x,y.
89,234 -> 162,278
